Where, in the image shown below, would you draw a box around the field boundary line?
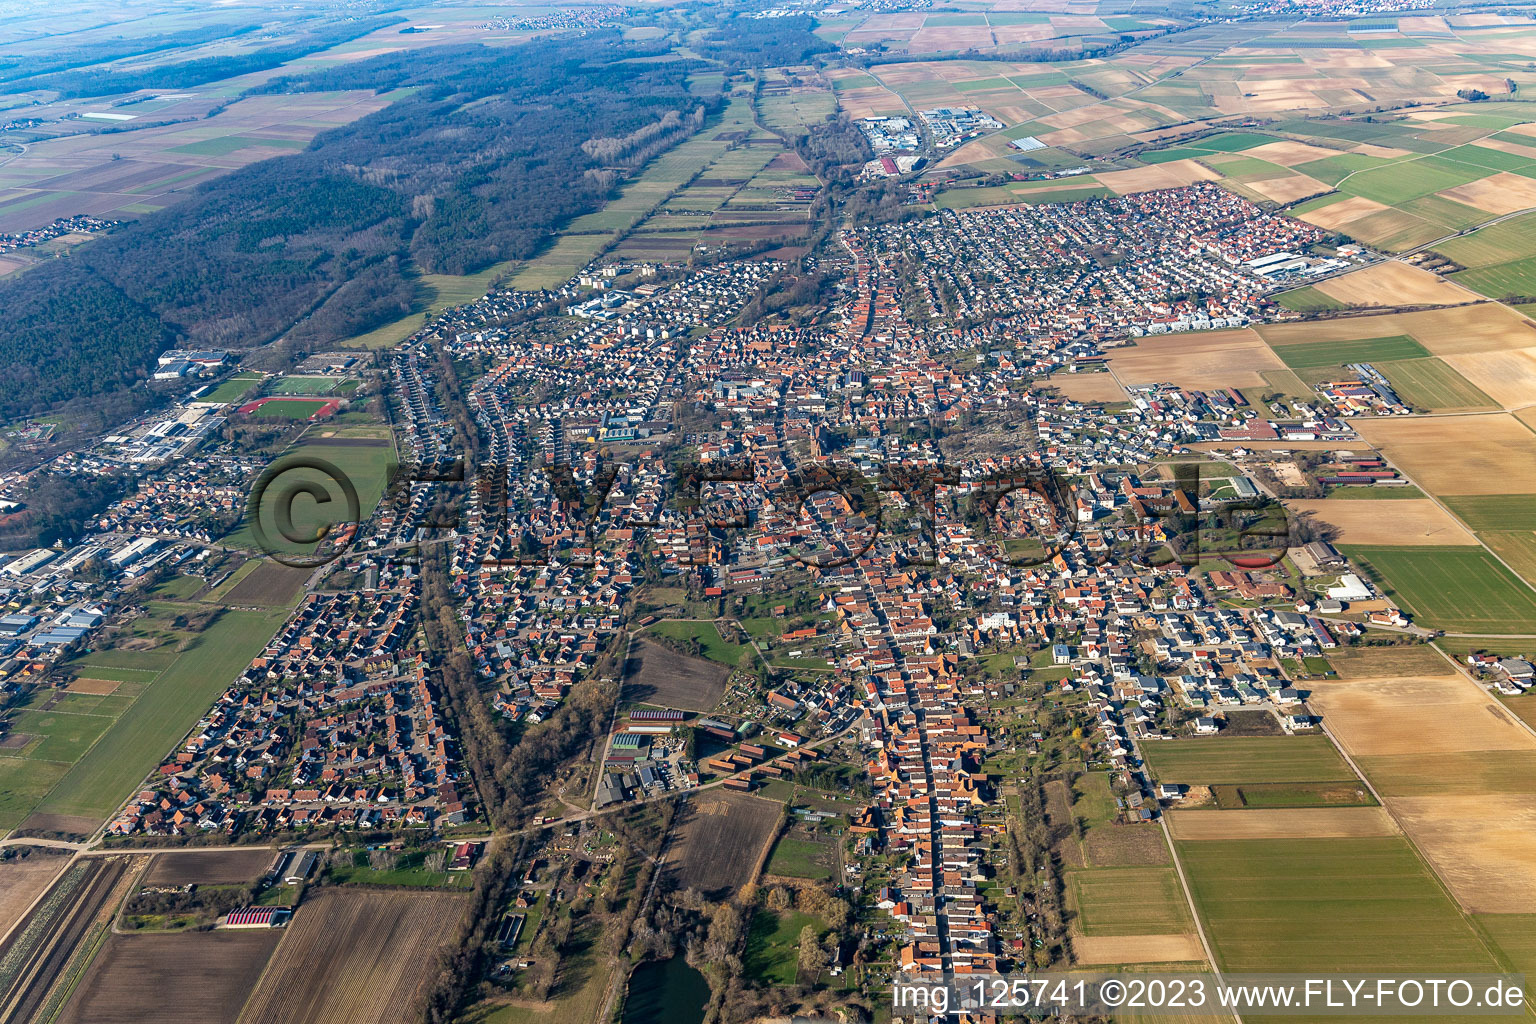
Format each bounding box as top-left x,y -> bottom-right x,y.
1158,815 -> 1241,1024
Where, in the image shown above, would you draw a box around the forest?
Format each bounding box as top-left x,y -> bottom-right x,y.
0,32 -> 709,420
24,16 -> 405,97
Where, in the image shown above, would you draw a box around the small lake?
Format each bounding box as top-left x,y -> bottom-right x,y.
621,957 -> 709,1024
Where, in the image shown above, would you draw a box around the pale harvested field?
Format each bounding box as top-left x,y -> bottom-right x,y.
1073,933 -> 1205,965
1256,303 -> 1536,356
1246,140 -> 1347,167
1309,673 -> 1536,756
1166,806 -> 1398,840
1314,650 -> 1536,912
1106,328 -> 1283,389
1351,413 -> 1536,495
239,890 -> 468,1024
909,25 -> 993,51
1389,794 -> 1536,913
1245,174 -> 1329,204
66,678 -> 120,695
1045,372 -> 1127,402
1097,160 -> 1220,195
1315,261 -> 1482,307
1438,171 -> 1536,216
0,851 -> 69,938
1352,142 -> 1415,159
1441,347 -> 1536,410
1478,136 -> 1536,160
1287,498 -> 1478,545
1298,194 -> 1390,231
835,87 -> 907,119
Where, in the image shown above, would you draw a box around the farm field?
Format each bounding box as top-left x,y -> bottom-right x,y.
1105,328 -> 1283,390
663,790 -> 781,899
19,606 -> 291,833
1138,735 -> 1356,786
1267,333 -> 1430,370
1255,303 -> 1536,358
1179,836 -> 1502,973
1312,260 -> 1481,307
1166,806 -> 1397,840
0,849 -> 70,936
1374,357 -> 1499,412
58,930 -> 281,1024
240,890 -> 468,1024
1440,494 -> 1536,533
1482,531 -> 1536,588
1045,372 -> 1127,403
621,639 -> 731,712
1312,645 -> 1536,912
1209,779 -> 1375,809
1068,866 -> 1192,936
1438,346 -> 1536,411
223,437 -> 397,556
1342,545 -> 1536,633
0,91 -> 393,233
1285,498 -> 1477,545
144,849 -> 277,886
222,561 -> 311,607
1352,413 -> 1536,496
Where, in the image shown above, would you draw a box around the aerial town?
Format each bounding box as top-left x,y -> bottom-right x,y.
4,3 -> 1536,1024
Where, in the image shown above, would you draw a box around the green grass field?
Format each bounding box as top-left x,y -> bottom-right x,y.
28,606 -> 291,823
1343,545 -> 1536,633
1069,866 -> 1192,935
1180,837 -> 1502,973
1452,256 -> 1536,300
1476,914 -> 1536,975
645,620 -> 748,667
765,836 -> 834,881
1274,285 -> 1348,312
1435,211 -> 1536,267
1139,735 -> 1355,786
1211,781 -> 1376,809
201,373 -> 262,404
1269,334 -> 1430,370
245,398 -> 330,420
1440,495 -> 1536,533
744,909 -> 823,986
223,440 -> 397,555
269,376 -> 340,395
1339,158 -> 1486,206
1374,357 -> 1496,410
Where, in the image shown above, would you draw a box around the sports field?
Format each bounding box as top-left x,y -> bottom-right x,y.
1343,545 -> 1536,633
1179,836 -> 1503,973
1138,735 -> 1355,786
200,373 -> 262,404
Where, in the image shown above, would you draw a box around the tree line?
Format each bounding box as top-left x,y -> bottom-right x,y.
0,32 -> 713,420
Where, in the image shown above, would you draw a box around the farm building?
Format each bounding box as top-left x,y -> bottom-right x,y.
225,906 -> 292,928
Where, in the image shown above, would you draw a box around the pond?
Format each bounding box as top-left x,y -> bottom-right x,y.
621,957 -> 709,1024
